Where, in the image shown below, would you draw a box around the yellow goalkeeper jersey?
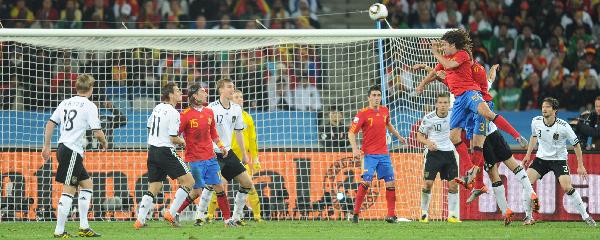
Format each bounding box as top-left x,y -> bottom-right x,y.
231,110 -> 258,162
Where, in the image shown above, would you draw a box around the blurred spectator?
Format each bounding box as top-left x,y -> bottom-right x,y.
0,0 -> 8,23
515,24 -> 542,52
290,0 -> 320,29
114,0 -> 137,29
568,24 -> 592,52
581,75 -> 600,109
188,0 -> 220,21
137,1 -> 161,29
541,36 -> 564,64
270,81 -> 292,111
584,46 -> 599,72
57,0 -> 82,29
411,1 -> 436,29
386,0 -> 409,29
566,38 -> 589,69
33,0 -> 58,29
289,0 -> 318,16
468,9 -> 492,35
318,108 -> 349,149
270,0 -> 292,29
0,74 -> 16,110
559,73 -> 580,111
498,75 -> 521,111
542,57 -> 570,96
83,0 -> 115,28
565,9 -> 594,39
190,15 -> 207,29
87,95 -> 127,149
292,77 -> 321,111
163,0 -> 189,28
573,58 -> 600,90
10,0 -> 35,27
435,0 -> 461,28
50,64 -> 77,94
212,15 -> 236,29
495,39 -> 516,66
593,4 -> 600,43
520,72 -> 543,111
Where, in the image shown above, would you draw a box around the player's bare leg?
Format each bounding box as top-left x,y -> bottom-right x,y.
419,180 -> 434,223
476,102 -> 527,148
557,175 -> 596,227
523,168 -> 541,225
135,182 -> 163,229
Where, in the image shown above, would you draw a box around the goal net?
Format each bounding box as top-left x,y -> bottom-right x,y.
0,29 -> 450,222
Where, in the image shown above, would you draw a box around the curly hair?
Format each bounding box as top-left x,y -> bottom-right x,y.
441,29 -> 472,52
543,97 -> 560,110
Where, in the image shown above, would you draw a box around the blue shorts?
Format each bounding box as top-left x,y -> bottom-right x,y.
189,158 -> 222,189
450,90 -> 484,130
466,101 -> 494,140
362,154 -> 394,182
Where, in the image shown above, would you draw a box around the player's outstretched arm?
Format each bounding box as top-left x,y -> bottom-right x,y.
415,69 -> 438,94
93,130 -> 108,151
386,122 -> 407,144
523,135 -> 537,167
487,64 -> 499,83
41,121 -> 57,161
573,143 -> 588,180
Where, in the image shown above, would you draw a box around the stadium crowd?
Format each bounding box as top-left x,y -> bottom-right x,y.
0,0 -> 599,113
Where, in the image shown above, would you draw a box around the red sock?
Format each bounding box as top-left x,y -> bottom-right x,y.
177,196 -> 195,213
216,192 -> 231,220
493,115 -> 520,139
454,142 -> 472,174
353,183 -> 368,215
385,187 -> 396,217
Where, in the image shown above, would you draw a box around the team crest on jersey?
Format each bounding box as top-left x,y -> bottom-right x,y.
353,117 -> 359,123
553,133 -> 559,140
70,176 -> 78,185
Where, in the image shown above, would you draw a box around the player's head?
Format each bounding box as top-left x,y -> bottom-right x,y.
329,107 -> 342,125
217,78 -> 235,99
435,92 -> 451,114
75,74 -> 95,96
232,89 -> 244,107
440,29 -> 472,54
188,83 -> 208,107
541,97 -> 559,118
161,82 -> 182,103
595,96 -> 600,114
367,85 -> 382,108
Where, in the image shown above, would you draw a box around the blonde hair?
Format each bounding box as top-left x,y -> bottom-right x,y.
233,89 -> 243,96
75,74 -> 95,93
216,78 -> 233,94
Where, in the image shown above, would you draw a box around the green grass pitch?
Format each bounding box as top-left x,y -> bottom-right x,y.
2,220 -> 599,239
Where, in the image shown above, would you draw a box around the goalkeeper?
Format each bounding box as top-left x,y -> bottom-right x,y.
207,90 -> 263,222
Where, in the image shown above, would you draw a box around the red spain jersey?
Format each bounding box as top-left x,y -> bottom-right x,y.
179,107 -> 219,162
472,62 -> 492,101
349,106 -> 390,154
434,50 -> 479,96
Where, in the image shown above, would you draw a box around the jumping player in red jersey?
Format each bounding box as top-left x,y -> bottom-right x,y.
349,85 -> 407,224
166,83 -> 235,227
415,29 -> 528,200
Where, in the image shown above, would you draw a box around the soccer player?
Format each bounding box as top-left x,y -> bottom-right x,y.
42,74 -> 107,238
415,30 -> 527,199
134,83 -> 195,228
167,83 -> 236,227
194,79 -> 254,226
207,90 -> 263,222
522,97 -> 596,227
416,92 -> 460,223
349,85 -> 407,224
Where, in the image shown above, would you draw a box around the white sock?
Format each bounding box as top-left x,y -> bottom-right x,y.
54,193 -> 74,235
515,167 -> 533,196
233,189 -> 249,220
448,192 -> 459,218
195,188 -> 214,220
137,194 -> 154,224
567,190 -> 590,219
169,187 -> 189,216
492,183 -> 507,216
523,186 -> 533,218
420,189 -> 431,217
78,189 -> 92,229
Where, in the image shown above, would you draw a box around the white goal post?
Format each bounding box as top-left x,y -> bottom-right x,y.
0,28 -> 451,222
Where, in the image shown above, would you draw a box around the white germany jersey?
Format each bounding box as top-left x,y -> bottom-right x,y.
147,103 -> 180,148
208,100 -> 244,153
531,116 -> 579,161
418,111 -> 455,151
49,96 -> 101,155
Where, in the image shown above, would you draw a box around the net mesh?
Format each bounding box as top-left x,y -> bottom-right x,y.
0,30 -> 451,222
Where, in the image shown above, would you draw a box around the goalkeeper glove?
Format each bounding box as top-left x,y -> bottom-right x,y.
252,158 -> 261,172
